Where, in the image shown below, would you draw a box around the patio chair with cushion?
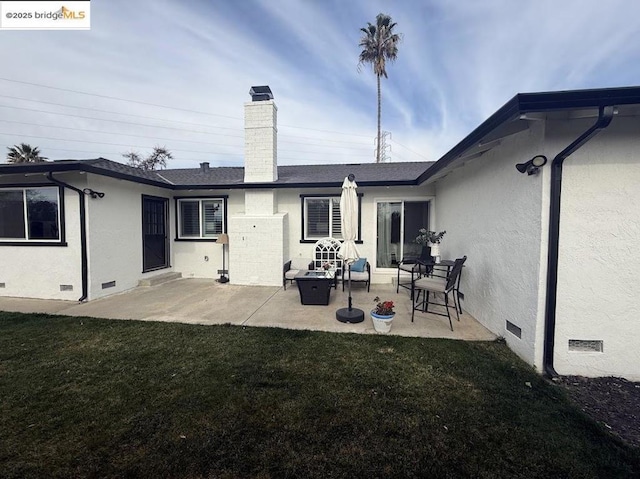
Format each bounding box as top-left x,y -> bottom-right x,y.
396,246 -> 431,298
283,259 -> 313,290
283,260 -> 299,290
342,257 -> 370,292
411,256 -> 467,331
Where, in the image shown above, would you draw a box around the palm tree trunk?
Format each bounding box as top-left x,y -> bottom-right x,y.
376,74 -> 381,163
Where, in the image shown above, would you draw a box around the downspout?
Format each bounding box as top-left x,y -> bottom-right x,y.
543,106 -> 614,377
46,172 -> 104,302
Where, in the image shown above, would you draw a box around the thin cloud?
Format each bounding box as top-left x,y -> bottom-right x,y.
0,0 -> 638,167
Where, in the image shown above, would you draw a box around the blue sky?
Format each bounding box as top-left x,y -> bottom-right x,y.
1,0 -> 639,167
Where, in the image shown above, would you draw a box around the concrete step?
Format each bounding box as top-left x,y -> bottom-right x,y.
138,272 -> 182,287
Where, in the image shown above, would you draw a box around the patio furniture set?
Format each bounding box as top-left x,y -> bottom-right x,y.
401,255 -> 467,331
283,238 -> 467,331
283,238 -> 371,305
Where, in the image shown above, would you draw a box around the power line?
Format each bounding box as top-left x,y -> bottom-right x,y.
0,119 -> 373,156
0,102 -> 374,148
0,104 -> 244,138
278,149 -> 370,157
0,119 -> 243,149
0,130 -> 371,159
390,139 -> 429,161
0,131 -> 243,156
0,94 -> 243,131
0,77 -> 374,141
279,124 -> 371,138
0,77 -> 242,120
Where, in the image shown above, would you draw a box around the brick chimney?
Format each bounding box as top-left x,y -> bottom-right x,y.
244,85 -> 277,183
229,85 -> 286,287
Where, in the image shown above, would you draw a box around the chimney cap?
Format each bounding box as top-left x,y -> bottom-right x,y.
249,85 -> 273,101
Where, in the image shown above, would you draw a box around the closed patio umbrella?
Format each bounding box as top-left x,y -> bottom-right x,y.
336,174 -> 364,323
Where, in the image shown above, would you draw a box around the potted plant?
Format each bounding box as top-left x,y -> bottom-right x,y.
415,229 -> 446,262
371,296 -> 396,334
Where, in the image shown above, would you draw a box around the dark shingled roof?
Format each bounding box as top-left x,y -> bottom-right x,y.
160,161 -> 432,187
0,157 -> 434,189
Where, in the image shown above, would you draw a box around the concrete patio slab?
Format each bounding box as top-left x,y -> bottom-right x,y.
0,279 -> 496,341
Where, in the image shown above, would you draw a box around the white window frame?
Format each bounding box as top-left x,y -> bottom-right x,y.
0,186 -> 62,243
176,198 -> 225,240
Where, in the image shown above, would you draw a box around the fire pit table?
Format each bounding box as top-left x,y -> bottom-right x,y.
295,270 -> 335,305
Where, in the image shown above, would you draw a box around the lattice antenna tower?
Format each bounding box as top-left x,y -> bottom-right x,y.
374,131 -> 392,162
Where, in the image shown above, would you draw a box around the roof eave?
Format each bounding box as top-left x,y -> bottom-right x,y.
417,86 -> 640,185
0,162 -> 173,188
416,95 -> 521,185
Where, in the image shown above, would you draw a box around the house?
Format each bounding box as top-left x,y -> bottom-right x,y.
1,85 -> 639,381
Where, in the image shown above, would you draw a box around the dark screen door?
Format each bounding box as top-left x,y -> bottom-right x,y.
142,196 -> 169,272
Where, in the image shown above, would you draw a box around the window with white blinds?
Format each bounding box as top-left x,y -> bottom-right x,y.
303,196 -> 351,240
178,198 -> 224,239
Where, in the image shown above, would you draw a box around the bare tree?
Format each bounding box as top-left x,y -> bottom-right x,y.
123,146 -> 173,170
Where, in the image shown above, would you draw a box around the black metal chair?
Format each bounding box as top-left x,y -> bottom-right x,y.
411,256 -> 467,331
396,246 -> 431,298
427,260 -> 465,315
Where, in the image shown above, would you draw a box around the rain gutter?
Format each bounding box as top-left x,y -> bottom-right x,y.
542,106 -> 614,377
46,172 -> 104,302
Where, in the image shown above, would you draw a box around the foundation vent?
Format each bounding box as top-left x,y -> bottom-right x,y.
505,320 -> 522,339
0,282 -> 5,288
569,340 -> 603,353
60,285 -> 74,291
102,281 -> 116,289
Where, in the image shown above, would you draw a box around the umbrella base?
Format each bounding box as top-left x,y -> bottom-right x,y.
336,307 -> 364,323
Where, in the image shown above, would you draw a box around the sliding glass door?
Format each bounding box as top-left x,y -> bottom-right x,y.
376,200 -> 430,268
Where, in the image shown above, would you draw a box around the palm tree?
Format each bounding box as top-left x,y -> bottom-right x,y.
358,13 -> 401,163
6,143 -> 48,163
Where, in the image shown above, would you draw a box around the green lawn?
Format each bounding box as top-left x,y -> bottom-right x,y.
1,312 -> 638,478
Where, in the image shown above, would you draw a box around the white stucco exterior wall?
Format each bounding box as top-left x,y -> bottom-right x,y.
552,116 -> 640,380
85,174 -> 174,300
433,122 -> 549,368
173,190 -> 243,280
0,172 -> 85,300
276,184 -> 436,284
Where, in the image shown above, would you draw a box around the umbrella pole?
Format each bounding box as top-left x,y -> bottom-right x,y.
336,263 -> 364,323
348,266 -> 352,311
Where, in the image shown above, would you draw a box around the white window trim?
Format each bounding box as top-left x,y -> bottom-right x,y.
176,198 -> 225,240
0,186 -> 62,243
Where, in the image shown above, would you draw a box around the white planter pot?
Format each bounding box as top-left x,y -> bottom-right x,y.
429,243 -> 441,262
371,311 -> 395,334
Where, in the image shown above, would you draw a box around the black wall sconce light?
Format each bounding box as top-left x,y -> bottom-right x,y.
516,155 -> 548,176
82,188 -> 105,199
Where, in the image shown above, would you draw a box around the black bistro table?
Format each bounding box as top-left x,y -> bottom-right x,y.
295,270 -> 335,305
